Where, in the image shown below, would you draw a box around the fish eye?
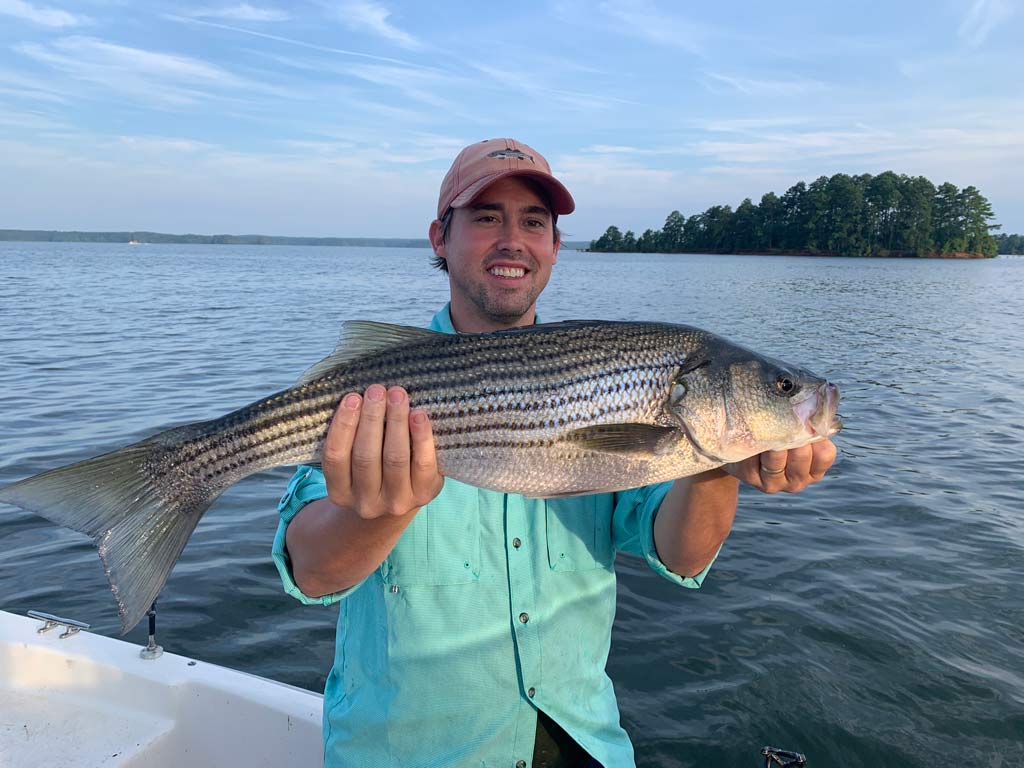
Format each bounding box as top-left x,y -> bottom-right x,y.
775,373 -> 798,395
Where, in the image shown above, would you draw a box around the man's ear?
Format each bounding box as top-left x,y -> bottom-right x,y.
552,232 -> 561,265
428,219 -> 445,259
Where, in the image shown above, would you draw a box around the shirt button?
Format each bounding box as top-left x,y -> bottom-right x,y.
527,687 -> 535,698
519,612 -> 529,624
516,761 -> 527,768
512,537 -> 522,548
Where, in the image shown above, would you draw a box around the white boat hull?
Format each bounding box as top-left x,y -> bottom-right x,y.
0,610 -> 323,767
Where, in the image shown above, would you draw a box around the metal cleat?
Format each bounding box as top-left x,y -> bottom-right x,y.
761,746 -> 807,767
27,610 -> 91,639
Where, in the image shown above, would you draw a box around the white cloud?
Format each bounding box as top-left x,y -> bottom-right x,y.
698,116 -> 814,133
0,69 -> 70,103
329,1 -> 422,50
595,0 -> 710,54
555,151 -> 675,193
0,104 -> 68,130
21,36 -> 238,84
167,13 -> 423,67
0,134 -> 445,235
690,117 -> 1024,173
114,136 -> 217,154
703,71 -> 828,97
0,0 -> 84,27
189,4 -> 289,22
468,61 -> 638,112
693,131 -> 915,166
958,0 -> 1013,48
579,144 -> 647,155
343,63 -> 455,108
15,36 -> 279,108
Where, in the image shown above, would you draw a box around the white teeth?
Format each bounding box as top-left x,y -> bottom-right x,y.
489,266 -> 525,278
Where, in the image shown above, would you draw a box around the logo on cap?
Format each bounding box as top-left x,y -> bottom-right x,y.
487,149 -> 534,163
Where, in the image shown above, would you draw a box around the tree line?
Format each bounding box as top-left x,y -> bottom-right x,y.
589,172 -> 1003,257
995,233 -> 1024,255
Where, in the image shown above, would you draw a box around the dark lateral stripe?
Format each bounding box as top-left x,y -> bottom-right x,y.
165,326 -> 684,469
426,372 -> 663,427
169,394 -> 336,468
415,364 -> 668,411
334,332 -> 677,388
171,363 -> 666,471
432,402 -> 636,438
399,348 -> 669,386
437,438 -> 562,452
198,426 -> 327,482
209,356 -> 661,441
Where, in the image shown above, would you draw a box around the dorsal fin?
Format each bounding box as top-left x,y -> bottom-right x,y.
296,321 -> 442,385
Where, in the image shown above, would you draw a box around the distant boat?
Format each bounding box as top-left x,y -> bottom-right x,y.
128,239 -> 142,245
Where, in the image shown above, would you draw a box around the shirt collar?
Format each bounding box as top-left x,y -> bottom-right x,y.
429,303 -> 541,335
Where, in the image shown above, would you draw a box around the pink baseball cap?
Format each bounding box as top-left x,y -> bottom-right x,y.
436,138 -> 575,220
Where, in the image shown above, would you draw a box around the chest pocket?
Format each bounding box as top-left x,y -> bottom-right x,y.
545,495 -> 614,572
381,480 -> 482,587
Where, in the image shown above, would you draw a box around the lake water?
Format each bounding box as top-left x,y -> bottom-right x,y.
1,242 -> 1021,767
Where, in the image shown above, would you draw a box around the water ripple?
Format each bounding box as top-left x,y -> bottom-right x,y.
2,244 -> 1022,767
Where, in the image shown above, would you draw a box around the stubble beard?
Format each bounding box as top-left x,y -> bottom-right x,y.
454,272 -> 543,327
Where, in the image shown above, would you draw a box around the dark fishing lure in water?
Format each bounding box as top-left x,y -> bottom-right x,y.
0,320 -> 841,632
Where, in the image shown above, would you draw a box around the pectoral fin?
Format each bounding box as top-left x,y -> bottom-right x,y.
565,423 -> 678,456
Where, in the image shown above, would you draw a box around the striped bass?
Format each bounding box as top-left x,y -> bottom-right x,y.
0,319 -> 841,632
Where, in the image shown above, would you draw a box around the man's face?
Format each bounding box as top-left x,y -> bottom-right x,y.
430,176 -> 561,333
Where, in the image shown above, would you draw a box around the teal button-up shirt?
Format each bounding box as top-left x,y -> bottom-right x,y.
271,304 -> 716,768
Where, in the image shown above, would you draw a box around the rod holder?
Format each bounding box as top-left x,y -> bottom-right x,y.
139,601 -> 163,660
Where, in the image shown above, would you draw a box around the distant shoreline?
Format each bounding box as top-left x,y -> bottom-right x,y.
0,228 -> 595,251
0,230 -> 1002,257
0,229 -> 431,248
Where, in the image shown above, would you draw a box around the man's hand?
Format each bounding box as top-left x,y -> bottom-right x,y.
285,385 -> 443,597
725,439 -> 837,494
322,384 -> 444,518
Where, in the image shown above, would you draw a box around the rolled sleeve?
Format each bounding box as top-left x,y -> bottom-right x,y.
614,481 -> 719,589
271,465 -> 363,605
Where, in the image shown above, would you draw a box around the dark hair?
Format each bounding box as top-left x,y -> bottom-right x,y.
430,179 -> 562,273
430,207 -> 455,272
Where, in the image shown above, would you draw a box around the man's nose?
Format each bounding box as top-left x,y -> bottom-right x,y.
495,219 -> 525,251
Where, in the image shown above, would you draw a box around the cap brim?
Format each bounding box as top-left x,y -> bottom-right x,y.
449,169 -> 575,215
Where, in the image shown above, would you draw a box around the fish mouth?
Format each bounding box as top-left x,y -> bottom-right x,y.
795,381 -> 842,438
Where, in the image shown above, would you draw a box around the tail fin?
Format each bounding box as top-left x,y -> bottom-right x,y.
0,433 -> 227,634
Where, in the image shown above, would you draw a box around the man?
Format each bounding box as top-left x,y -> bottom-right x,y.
272,138 -> 837,767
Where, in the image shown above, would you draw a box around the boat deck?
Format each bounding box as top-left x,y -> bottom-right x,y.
0,610 -> 323,767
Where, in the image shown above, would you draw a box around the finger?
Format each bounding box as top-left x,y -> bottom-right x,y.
350,384 -> 387,504
724,455 -> 761,488
782,444 -> 813,490
758,449 -> 789,489
786,444 -> 811,481
409,407 -> 443,505
321,392 -> 361,505
381,387 -> 413,510
809,438 -> 838,480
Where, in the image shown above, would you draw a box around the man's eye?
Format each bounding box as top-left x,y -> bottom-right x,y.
526,219 -> 546,228
477,215 -> 498,223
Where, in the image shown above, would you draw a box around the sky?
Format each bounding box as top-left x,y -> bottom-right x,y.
0,0 -> 1021,240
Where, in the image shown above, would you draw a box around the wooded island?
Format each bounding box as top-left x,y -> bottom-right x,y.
590,172 -> 1008,257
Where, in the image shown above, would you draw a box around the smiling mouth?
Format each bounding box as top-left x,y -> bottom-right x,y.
488,266 -> 527,278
